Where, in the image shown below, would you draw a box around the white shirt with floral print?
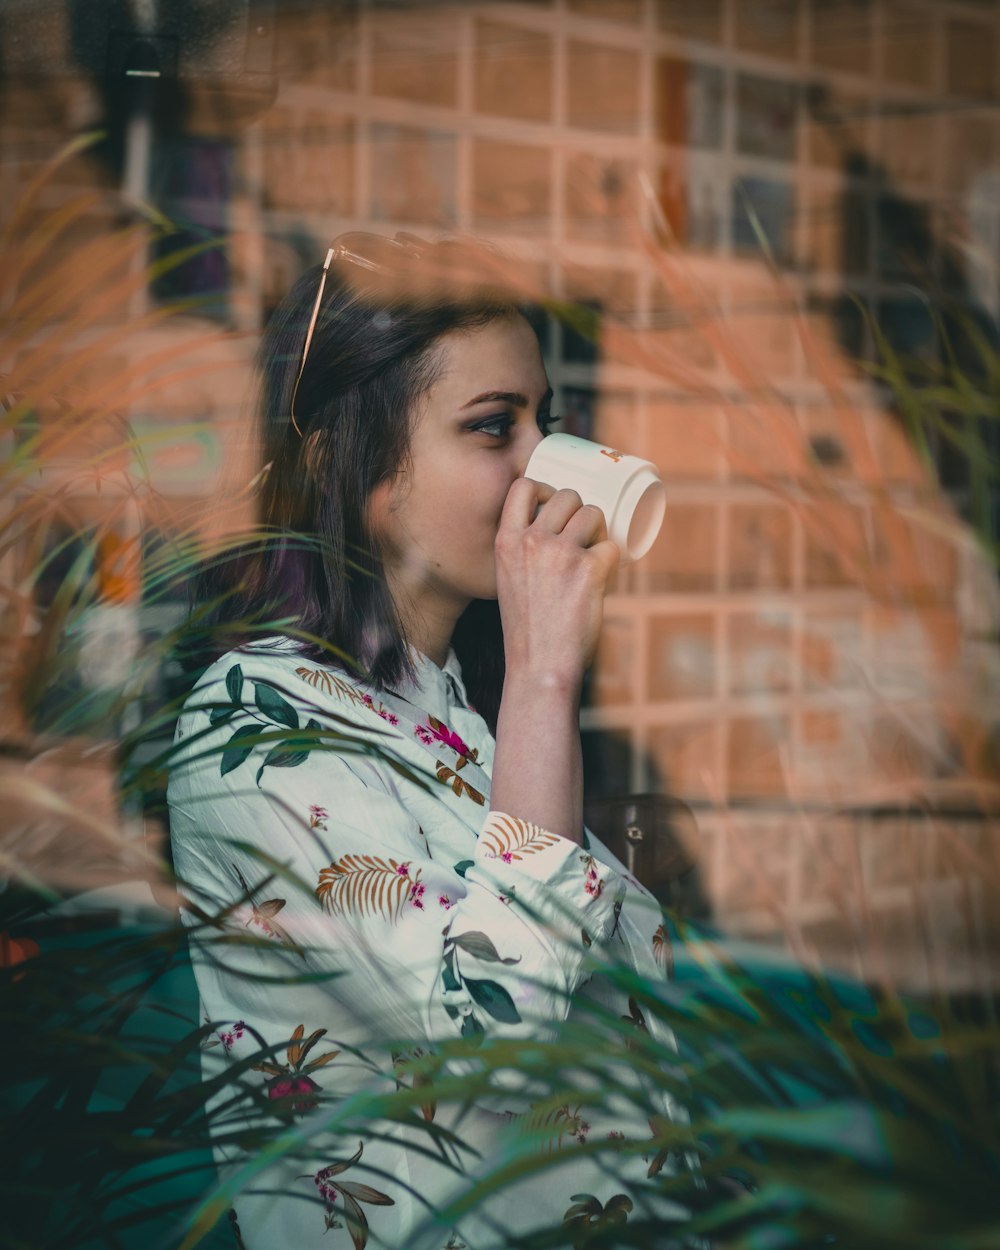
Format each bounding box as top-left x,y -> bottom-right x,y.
167,636 -> 689,1250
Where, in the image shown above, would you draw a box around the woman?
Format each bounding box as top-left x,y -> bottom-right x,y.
168,234 -> 688,1249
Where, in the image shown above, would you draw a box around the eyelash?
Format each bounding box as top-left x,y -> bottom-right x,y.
473,414 -> 561,440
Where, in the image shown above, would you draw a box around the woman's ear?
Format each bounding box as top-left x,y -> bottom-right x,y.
366,477 -> 390,529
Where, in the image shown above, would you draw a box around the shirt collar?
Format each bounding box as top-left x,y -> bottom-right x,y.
407,645 -> 470,711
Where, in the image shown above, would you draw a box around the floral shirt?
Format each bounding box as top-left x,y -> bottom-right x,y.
167,636 -> 688,1250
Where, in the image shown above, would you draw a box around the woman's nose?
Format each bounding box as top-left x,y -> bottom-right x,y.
515,425 -> 545,478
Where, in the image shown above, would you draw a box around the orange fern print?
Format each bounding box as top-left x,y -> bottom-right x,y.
316,855 -> 423,922
480,814 -> 560,862
436,761 -> 485,805
295,665 -> 367,708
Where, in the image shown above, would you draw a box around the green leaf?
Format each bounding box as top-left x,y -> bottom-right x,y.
225,663 -> 244,704
453,859 -> 474,878
220,724 -> 260,776
451,931 -> 521,966
209,704 -> 234,726
253,681 -> 300,729
465,977 -> 521,1025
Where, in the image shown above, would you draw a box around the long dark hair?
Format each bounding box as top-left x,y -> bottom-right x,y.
188,237 -> 520,731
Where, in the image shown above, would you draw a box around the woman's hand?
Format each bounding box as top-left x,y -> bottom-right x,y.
494,477 -> 619,691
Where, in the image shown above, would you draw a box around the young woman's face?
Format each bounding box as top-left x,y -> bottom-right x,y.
370,313 -> 554,611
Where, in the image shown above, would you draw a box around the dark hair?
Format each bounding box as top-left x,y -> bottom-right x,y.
189,237 -> 521,731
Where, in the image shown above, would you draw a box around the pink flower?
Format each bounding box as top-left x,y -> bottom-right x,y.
384,712 -> 399,726
408,882 -> 426,910
501,851 -> 513,864
438,894 -> 453,910
396,863 -> 410,877
361,693 -> 374,707
309,805 -> 328,829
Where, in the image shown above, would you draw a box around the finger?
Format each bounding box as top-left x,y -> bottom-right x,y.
530,487 -> 586,534
560,502 -> 608,548
500,476 -> 556,531
589,537 -> 621,578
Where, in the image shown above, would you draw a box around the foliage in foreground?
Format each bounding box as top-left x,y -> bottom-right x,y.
2,873 -> 999,1250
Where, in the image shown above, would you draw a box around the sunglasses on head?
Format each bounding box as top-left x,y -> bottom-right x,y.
289,231 -> 452,438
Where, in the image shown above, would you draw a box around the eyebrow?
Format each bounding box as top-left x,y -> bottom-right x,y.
460,387 -> 553,410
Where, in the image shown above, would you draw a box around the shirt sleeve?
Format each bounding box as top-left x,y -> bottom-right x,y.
167,658 -> 628,1061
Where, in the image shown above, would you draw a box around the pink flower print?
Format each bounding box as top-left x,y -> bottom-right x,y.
416,717 -> 472,757
500,851 -> 513,864
267,1072 -> 322,1112
438,894 -> 453,910
248,912 -> 276,937
396,862 -> 411,878
574,1120 -> 591,1144
309,805 -> 328,831
580,854 -> 605,898
313,1166 -> 339,1205
364,695 -> 397,724
408,881 -> 426,910
432,722 -> 470,756
218,1020 -> 245,1051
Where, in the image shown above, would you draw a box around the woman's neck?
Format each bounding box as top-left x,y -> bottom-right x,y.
390,579 -> 467,669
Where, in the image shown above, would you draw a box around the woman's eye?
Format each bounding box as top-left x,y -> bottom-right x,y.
473,415 -> 512,439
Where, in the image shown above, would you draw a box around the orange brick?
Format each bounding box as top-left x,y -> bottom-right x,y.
567,40 -> 641,132
474,18 -> 553,123
472,139 -> 551,231
647,613 -> 716,701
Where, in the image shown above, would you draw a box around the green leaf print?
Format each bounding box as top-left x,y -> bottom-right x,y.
442,952 -> 461,994
255,719 -> 324,785
453,860 -> 474,879
220,724 -> 260,776
255,746 -> 311,786
209,704 -> 234,726
451,931 -> 521,966
465,977 -> 521,1025
460,1013 -> 484,1045
254,681 -> 300,729
226,663 -> 244,704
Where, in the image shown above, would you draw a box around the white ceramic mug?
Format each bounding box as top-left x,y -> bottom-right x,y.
524,432 -> 665,563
